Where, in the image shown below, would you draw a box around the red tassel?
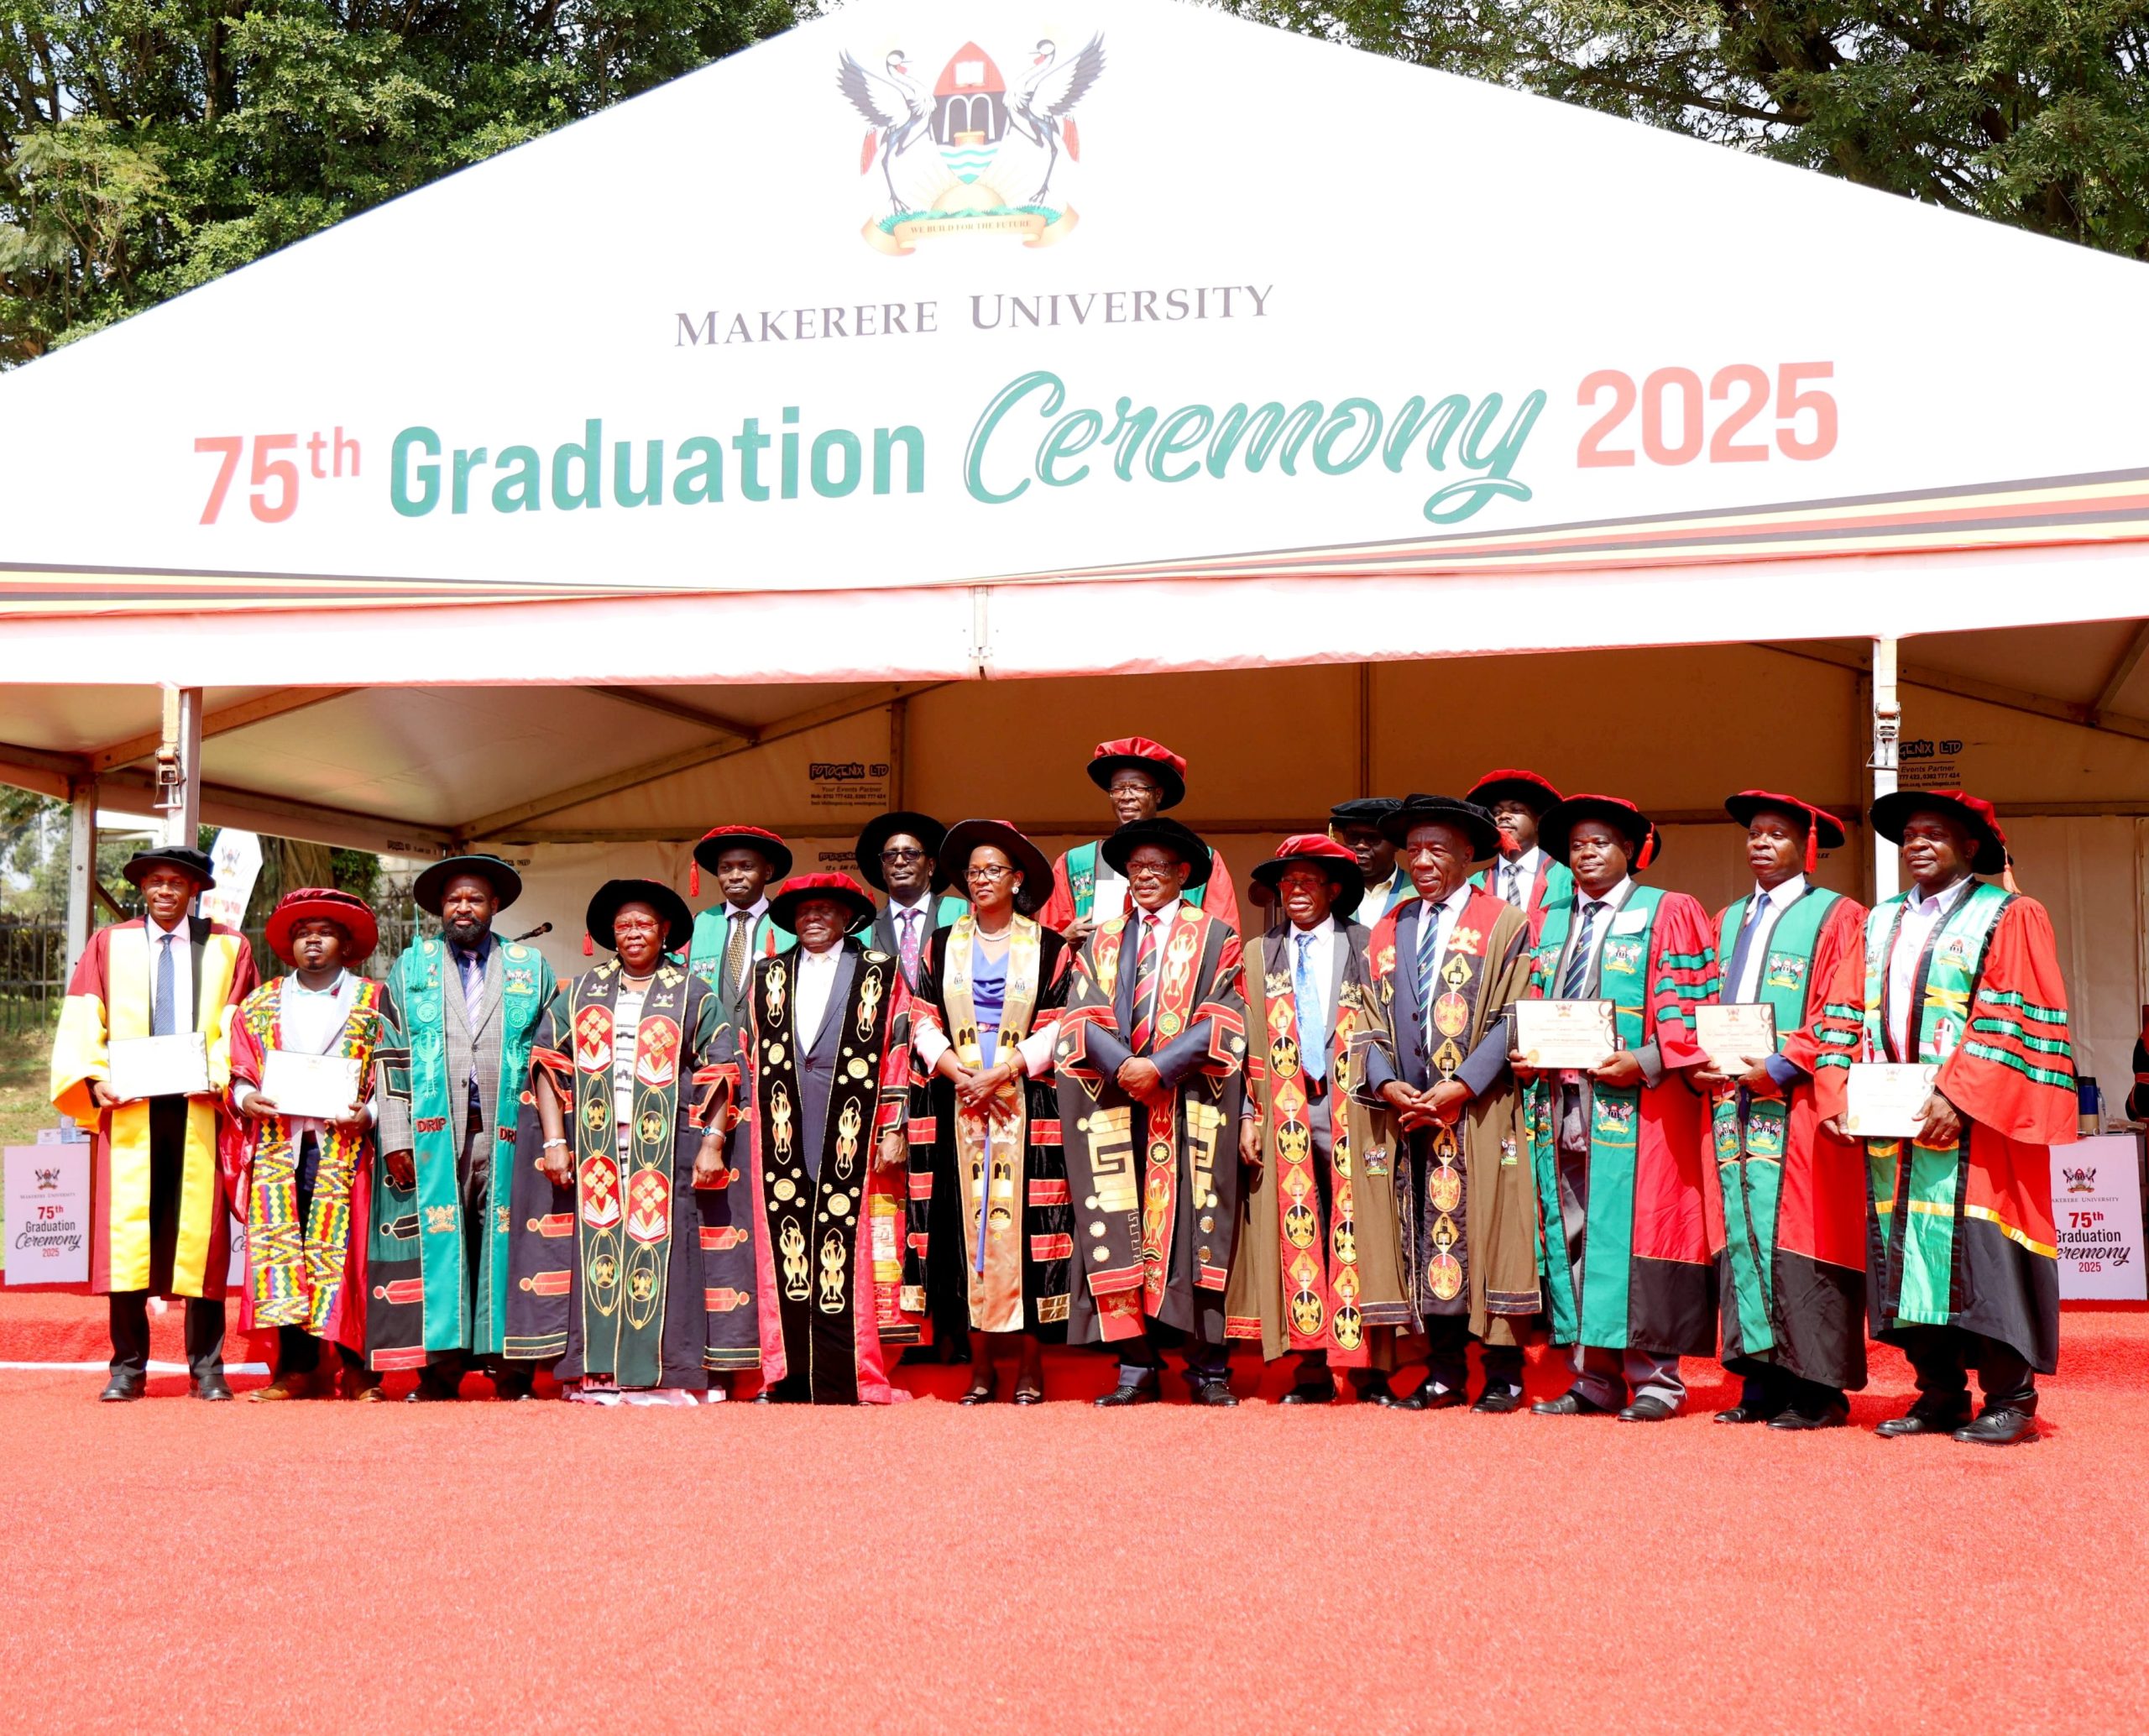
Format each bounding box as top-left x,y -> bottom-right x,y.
583,931 -> 594,956
690,860 -> 700,897
2002,851 -> 2021,895
1805,823 -> 1819,875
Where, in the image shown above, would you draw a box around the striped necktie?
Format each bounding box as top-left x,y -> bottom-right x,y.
897,907 -> 923,987
723,909 -> 751,994
1416,897 -> 1446,1017
1128,912 -> 1164,1053
1561,901 -> 1606,1000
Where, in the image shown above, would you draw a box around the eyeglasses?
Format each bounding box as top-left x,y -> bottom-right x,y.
965,865 -> 1016,882
880,847 -> 927,864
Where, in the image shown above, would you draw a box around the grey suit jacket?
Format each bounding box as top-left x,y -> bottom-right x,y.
376,934 -> 512,1155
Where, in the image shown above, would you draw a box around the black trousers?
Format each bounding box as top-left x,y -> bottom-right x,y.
1424,1315 -> 1524,1395
108,1095 -> 225,1378
1728,1356 -> 1844,1418
1897,1324 -> 2036,1413
1117,1320 -> 1227,1387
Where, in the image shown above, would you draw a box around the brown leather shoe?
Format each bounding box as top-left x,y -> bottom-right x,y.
340,1363 -> 385,1402
250,1368 -> 318,1402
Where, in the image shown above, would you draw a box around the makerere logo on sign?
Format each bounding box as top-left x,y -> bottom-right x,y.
838,33 -> 1105,254
2063,1166 -> 2099,1193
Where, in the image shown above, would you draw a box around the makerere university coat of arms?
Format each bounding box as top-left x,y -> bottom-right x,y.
837,33 -> 1105,254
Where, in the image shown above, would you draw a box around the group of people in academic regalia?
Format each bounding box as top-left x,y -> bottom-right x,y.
49,734 -> 2078,1443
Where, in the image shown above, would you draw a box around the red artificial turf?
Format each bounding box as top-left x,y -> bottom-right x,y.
4,1296 -> 2146,1732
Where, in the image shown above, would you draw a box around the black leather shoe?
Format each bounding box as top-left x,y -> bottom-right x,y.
1189,1381 -> 1239,1407
1532,1389 -> 1613,1417
1617,1394 -> 1677,1422
98,1371 -> 144,1402
1953,1406 -> 2038,1446
1768,1404 -> 1849,1431
1094,1379 -> 1158,1408
1876,1400 -> 1972,1437
1278,1382 -> 1336,1405
1357,1385 -> 1412,1408
191,1373 -> 233,1402
1405,1385 -> 1467,1411
1713,1403 -> 1778,1425
1472,1386 -> 1525,1414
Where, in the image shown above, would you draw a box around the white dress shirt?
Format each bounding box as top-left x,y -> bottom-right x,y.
1416,881 -> 1474,970
1284,918 -> 1338,1028
1562,876 -> 1634,986
795,944 -> 844,1047
146,914 -> 195,1033
1129,900 -> 1182,1036
611,982 -> 648,1135
1730,874 -> 1808,1003
1496,847 -> 1545,911
1889,876 -> 1976,1059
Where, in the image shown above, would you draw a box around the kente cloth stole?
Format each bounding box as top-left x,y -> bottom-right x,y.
567,963 -> 688,1388
243,980 -> 385,1333
1856,884 -> 2015,1326
1260,951 -> 1363,1361
1067,841 -> 1210,921
753,950 -> 891,1398
942,914 -> 1043,1332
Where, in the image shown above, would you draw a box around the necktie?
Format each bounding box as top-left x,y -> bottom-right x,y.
1129,913 -> 1163,1053
153,933 -> 176,1037
897,907 -> 922,987
1416,898 -> 1445,1017
1561,902 -> 1605,1000
1723,896 -> 1765,1003
1504,860 -> 1529,911
1294,931 -> 1325,1082
724,910 -> 750,994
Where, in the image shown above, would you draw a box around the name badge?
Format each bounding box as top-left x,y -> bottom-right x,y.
1608,907 -> 1650,935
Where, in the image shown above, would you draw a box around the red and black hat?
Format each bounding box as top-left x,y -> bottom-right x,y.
689,825 -> 792,898
1870,788 -> 2010,878
1378,794 -> 1503,861
584,879 -> 693,956
1724,790 -> 1848,875
766,872 -> 877,936
1540,794 -> 1661,871
1085,736 -> 1189,810
854,812 -> 949,894
937,818 -> 1052,916
1101,817 -> 1213,886
413,853 -> 521,916
265,887 -> 379,965
1466,769 -> 1563,816
1249,834 -> 1364,919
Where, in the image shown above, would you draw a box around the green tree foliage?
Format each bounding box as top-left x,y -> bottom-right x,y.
0,0 -> 797,363
1225,0 -> 2149,257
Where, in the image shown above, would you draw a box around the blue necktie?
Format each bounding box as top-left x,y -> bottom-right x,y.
1294,932 -> 1325,1083
153,933 -> 176,1037
1723,897 -> 1765,1002
1416,898 -> 1445,1021
1561,902 -> 1605,1001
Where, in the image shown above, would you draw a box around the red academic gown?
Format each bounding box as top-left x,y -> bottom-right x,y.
1038,845 -> 1242,936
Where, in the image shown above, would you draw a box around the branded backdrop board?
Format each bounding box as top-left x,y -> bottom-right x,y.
0,0 -> 2146,681
2052,1132 -> 2148,1302
3,1145 -> 92,1289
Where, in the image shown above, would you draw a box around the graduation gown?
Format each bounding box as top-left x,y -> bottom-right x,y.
903,918 -> 1073,1336
50,917 -> 259,1298
1702,888 -> 1869,1392
504,960 -> 744,1389
1468,854 -> 1574,945
1038,842 -> 1242,936
1812,884 -> 2075,1373
225,974 -> 394,1354
1055,902 -> 1248,1345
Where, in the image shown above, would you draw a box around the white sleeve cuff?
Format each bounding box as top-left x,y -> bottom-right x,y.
913,1023 -> 950,1070
1017,1026 -> 1058,1077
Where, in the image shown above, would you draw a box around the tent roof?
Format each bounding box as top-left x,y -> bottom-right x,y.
1,0 -> 2146,678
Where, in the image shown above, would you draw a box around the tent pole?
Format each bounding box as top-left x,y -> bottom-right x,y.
1357,663 -> 1373,797
889,697 -> 908,808
1870,637 -> 1900,902
65,778 -> 97,972
154,684 -> 203,849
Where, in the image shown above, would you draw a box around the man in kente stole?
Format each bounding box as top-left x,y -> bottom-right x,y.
1466,769 -> 1572,945
1056,817 -> 1249,1407
1696,792 -> 1869,1431
228,888 -> 392,1401
373,854 -> 556,1399
1225,835 -> 1411,1404
508,881 -> 744,1404
1519,796 -> 1719,1422
1813,790 -> 2076,1446
1038,736 -> 1242,940
905,820 -> 1073,1403
52,844 -> 259,1401
1353,797 -> 1540,1413
738,873 -> 916,1403
1328,797 -> 1409,926
684,824 -> 795,1023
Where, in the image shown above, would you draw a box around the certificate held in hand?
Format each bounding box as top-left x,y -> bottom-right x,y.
1843,1063 -> 1941,1139
1694,1003 -> 1777,1075
1513,999 -> 1618,1071
261,1051 -> 366,1122
106,1033 -> 210,1102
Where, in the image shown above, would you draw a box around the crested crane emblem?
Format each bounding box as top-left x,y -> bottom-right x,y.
837,33 -> 1106,254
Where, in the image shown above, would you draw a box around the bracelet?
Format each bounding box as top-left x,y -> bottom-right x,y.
541,1138 -> 570,1150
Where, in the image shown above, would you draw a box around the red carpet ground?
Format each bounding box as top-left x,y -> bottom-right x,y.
4,1297 -> 2145,1733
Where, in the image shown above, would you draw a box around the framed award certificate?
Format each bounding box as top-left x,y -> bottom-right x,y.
1693,1004 -> 1777,1075
106,1033 -> 210,1102
1843,1063 -> 1941,1139
260,1051 -> 366,1122
1512,999 -> 1617,1070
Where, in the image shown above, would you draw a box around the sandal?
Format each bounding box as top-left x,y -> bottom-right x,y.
1012,1382 -> 1045,1406
958,1380 -> 996,1405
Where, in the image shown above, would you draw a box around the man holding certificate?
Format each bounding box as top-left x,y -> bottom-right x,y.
1694,792 -> 1869,1431
50,845 -> 259,1400
228,888 -> 394,1400
1515,796 -> 1718,1421
1812,790 -> 2077,1446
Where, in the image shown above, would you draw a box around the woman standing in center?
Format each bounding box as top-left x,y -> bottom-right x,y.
903,820 -> 1074,1404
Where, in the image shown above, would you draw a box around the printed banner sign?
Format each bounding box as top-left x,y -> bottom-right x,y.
2052,1132 -> 2147,1301
4,1144 -> 91,1287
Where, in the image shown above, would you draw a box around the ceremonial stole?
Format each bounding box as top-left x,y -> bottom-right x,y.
1138,917 -> 1209,1315
1707,887 -> 1835,1355
1854,884 -> 2013,1326
941,914 -> 1043,1333
752,949 -> 894,1401
1408,892 -> 1507,1315
685,907 -> 792,994
566,964 -> 692,1388
1066,841 -> 1212,921
238,978 -> 387,1335
1260,949 -> 1365,1362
